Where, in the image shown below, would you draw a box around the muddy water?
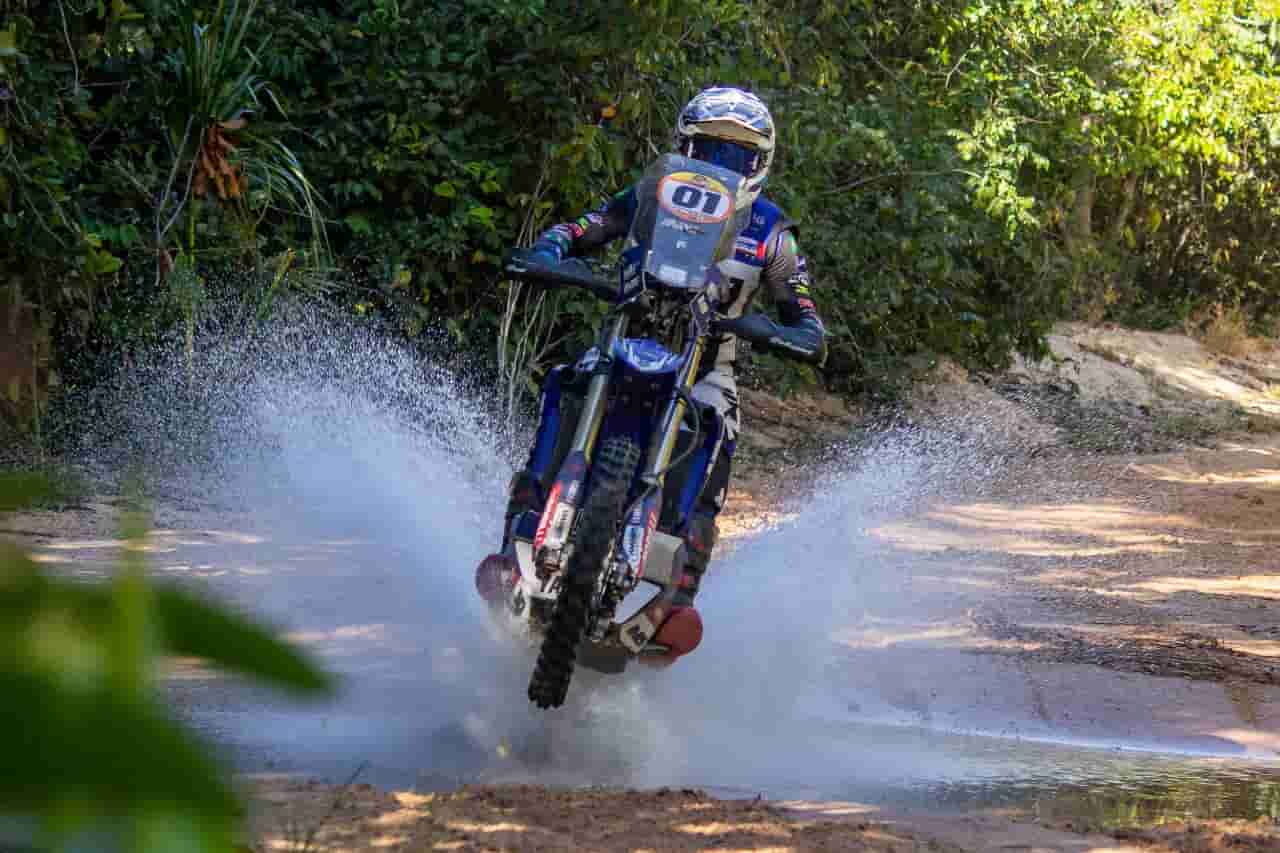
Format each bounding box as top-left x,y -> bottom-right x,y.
147,520 -> 1278,830
188,685 -> 1280,826
754,721 -> 1280,824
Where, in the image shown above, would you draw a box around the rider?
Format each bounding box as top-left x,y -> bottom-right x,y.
475,87 -> 827,660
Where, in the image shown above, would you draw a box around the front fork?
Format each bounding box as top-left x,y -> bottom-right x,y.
532,312 -> 629,571
608,333 -> 707,651
533,309 -> 706,593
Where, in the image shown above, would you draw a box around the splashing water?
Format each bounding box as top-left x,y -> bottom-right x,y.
65,302 -> 1280,810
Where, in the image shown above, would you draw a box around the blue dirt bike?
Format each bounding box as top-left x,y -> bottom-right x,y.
499,155 -> 788,709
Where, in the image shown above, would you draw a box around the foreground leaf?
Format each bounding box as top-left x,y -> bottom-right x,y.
152,586 -> 335,696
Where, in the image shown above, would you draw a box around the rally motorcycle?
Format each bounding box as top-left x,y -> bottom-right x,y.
500,154 -> 785,710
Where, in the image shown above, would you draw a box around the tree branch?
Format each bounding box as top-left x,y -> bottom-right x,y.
818,168 -> 979,197
56,1 -> 81,98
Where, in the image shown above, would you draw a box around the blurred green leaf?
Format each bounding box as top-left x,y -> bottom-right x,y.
0,671 -> 241,823
153,586 -> 334,695
0,569 -> 332,695
0,473 -> 332,851
0,472 -> 60,513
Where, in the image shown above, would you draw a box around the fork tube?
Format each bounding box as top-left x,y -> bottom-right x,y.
642,335 -> 706,484
570,312 -> 629,459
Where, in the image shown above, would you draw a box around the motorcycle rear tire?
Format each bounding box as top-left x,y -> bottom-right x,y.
528,435 -> 641,709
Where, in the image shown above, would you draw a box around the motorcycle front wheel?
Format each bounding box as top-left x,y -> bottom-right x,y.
527,435 -> 640,709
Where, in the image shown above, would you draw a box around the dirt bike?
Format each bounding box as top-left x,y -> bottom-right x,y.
500,154 -> 783,709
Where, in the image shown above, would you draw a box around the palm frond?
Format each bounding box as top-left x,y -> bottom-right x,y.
160,0 -> 330,262
239,135 -> 332,263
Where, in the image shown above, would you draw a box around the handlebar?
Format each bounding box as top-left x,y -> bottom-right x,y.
503,249 -> 823,364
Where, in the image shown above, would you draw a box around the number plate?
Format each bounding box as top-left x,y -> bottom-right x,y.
658,172 -> 733,224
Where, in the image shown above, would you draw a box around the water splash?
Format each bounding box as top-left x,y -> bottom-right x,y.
66,302 -> 1038,775
65,301 -> 1280,814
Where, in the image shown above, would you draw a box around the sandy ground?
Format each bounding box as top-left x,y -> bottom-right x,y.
856,438 -> 1280,727
247,781 -> 961,852
245,779 -> 1280,852
8,323 -> 1280,852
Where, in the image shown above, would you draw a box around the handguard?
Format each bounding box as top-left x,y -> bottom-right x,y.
504,249 -> 620,302
716,312 -> 825,364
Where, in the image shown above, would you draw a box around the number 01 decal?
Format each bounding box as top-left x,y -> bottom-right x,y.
658,172 -> 733,224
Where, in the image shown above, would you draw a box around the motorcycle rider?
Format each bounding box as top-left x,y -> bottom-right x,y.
476,86 -> 827,661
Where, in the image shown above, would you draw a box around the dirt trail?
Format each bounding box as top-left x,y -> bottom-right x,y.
248,782 -> 965,852
246,778 -> 1280,852
7,323 -> 1280,852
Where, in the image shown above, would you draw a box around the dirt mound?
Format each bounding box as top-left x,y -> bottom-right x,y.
250,779 -> 1280,852
1007,323 -> 1280,446
909,358 -> 1063,452
1102,819 -> 1280,852
898,323 -> 1280,456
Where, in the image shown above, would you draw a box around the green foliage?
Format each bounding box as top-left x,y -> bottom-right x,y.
1,0 -> 329,432
6,0 -> 1280,412
0,473 -> 334,851
923,0 -> 1280,330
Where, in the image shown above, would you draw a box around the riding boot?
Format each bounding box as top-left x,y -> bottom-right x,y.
650,442 -> 731,660
645,512 -> 714,662
674,510 -> 717,608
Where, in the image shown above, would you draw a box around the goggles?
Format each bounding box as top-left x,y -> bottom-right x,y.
688,138 -> 760,178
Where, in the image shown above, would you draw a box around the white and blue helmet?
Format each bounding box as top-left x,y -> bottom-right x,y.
674,87 -> 776,210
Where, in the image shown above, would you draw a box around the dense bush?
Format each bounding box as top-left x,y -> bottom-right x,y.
4,0 -> 1280,433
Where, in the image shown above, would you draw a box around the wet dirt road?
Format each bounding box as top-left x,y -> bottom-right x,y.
16,485 -> 1278,833
9,423 -> 1280,850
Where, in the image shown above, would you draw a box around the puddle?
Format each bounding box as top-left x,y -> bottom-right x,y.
997,773 -> 1280,827
194,685 -> 1280,829
741,721 -> 1280,826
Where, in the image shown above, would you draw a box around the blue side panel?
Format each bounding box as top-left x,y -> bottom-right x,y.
526,366 -> 567,481
674,408 -> 726,529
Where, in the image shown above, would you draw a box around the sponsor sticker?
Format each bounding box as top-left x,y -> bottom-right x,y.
660,216 -> 704,235
657,264 -> 688,286
636,505 -> 659,579
549,502 -> 574,546
533,482 -> 561,550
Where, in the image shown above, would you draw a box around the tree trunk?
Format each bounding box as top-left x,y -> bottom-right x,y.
1157,223 -> 1194,293
1064,164 -> 1096,256
1108,172 -> 1139,244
